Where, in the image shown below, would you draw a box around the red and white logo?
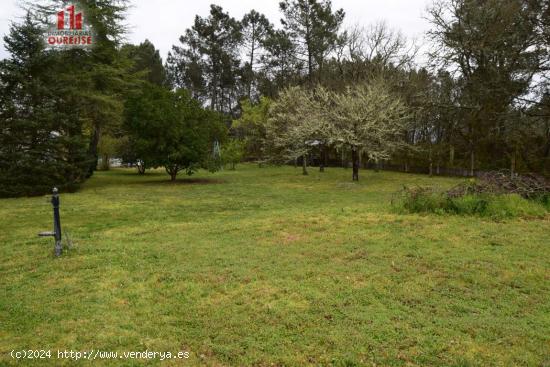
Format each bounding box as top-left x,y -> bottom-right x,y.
44,2 -> 94,48
57,5 -> 83,30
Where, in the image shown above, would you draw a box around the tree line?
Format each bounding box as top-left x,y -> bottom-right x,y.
172,0 -> 549,179
1,0 -> 549,196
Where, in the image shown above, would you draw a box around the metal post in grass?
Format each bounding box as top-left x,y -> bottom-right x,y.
38,188 -> 63,257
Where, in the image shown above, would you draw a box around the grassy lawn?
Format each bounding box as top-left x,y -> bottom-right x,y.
1,165 -> 549,366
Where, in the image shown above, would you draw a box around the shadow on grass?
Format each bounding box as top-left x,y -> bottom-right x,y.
82,169 -> 226,191
137,177 -> 226,185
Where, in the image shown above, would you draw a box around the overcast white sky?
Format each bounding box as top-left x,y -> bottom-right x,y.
0,0 -> 433,62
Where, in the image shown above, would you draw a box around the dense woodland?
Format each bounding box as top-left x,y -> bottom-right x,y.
1,0 -> 549,196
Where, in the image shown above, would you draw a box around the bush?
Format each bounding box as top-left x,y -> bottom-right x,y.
448,194 -> 489,215
394,187 -> 548,219
538,194 -> 550,210
222,139 -> 245,170
398,187 -> 445,213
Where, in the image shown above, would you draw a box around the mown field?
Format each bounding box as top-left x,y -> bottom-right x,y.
1,165 -> 549,366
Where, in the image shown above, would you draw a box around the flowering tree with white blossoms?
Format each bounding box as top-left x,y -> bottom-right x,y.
266,80 -> 410,180
266,86 -> 317,175
325,80 -> 410,181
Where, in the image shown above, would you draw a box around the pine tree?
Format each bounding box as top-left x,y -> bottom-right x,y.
122,39 -> 167,87
167,5 -> 242,114
259,29 -> 300,95
241,10 -> 273,100
279,0 -> 344,85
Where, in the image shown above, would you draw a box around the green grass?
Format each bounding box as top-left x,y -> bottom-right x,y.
1,165 -> 549,366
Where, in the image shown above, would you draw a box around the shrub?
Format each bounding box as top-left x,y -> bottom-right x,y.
538,194 -> 550,210
448,194 -> 489,215
394,187 -> 548,219
398,187 -> 445,213
484,194 -> 547,219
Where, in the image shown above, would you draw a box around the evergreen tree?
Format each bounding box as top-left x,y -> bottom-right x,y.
259,29 -> 301,96
279,0 -> 344,84
427,0 -> 546,174
168,5 -> 242,114
241,10 -> 273,100
113,40 -> 167,172
0,13 -> 88,197
35,0 -> 132,177
124,85 -> 226,181
122,39 -> 167,86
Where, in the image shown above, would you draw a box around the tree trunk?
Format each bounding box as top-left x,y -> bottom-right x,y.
352,149 -> 359,181
319,144 -> 325,172
231,162 -> 236,170
302,154 -> 308,175
86,124 -> 101,178
510,145 -> 517,178
137,163 -> 145,175
307,35 -> 313,85
211,70 -> 218,110
469,149 -> 475,177
449,145 -> 455,167
100,154 -> 110,170
247,26 -> 255,100
468,124 -> 475,177
166,165 -> 178,181
374,158 -> 379,173
428,147 -> 433,177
